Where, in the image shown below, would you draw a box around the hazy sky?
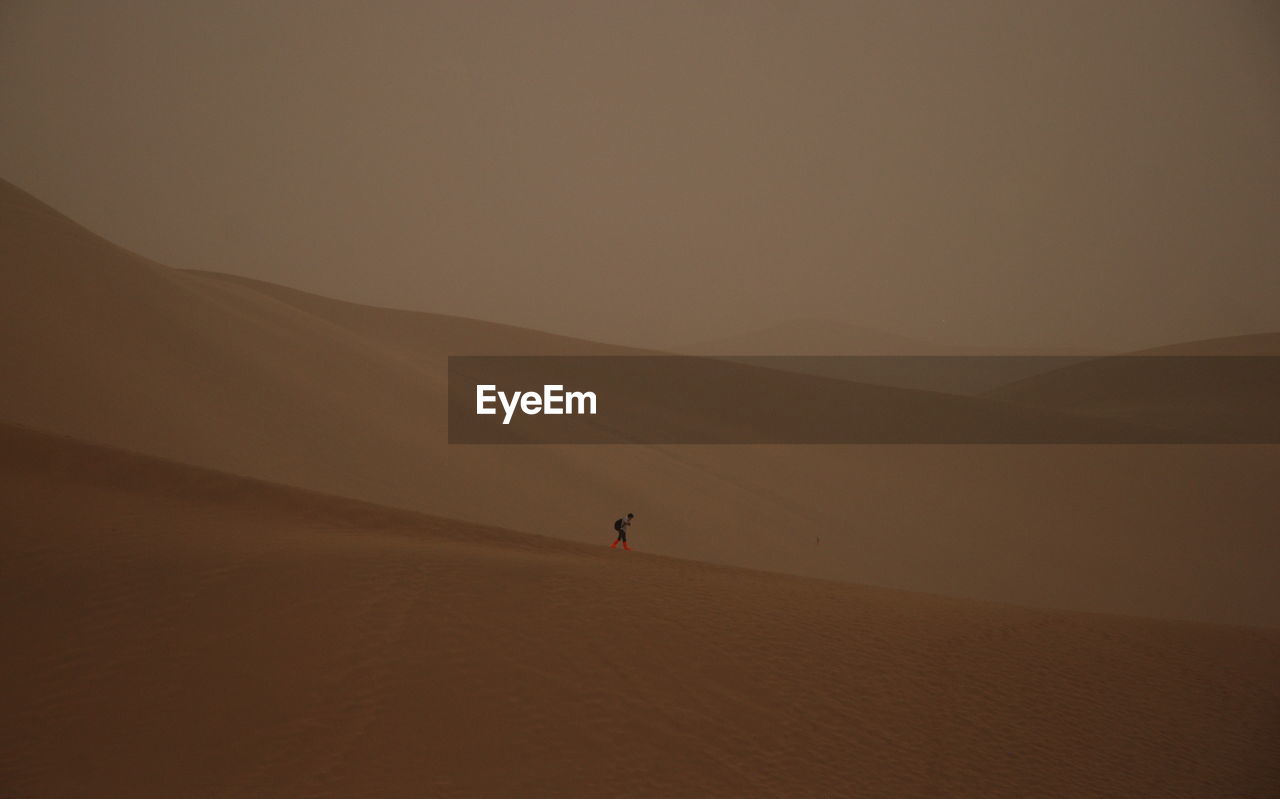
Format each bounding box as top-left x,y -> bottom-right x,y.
3,0 -> 1278,349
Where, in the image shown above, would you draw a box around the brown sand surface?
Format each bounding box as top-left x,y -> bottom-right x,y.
4,178 -> 1279,626
3,423 -> 1278,798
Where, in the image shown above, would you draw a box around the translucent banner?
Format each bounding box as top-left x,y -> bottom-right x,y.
447,356 -> 1280,444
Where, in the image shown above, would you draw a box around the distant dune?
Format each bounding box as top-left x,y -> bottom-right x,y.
1132,332 -> 1280,356
3,177 -> 1279,626
988,334 -> 1280,439
675,319 -> 947,355
672,319 -> 1108,393
674,318 -> 1102,356
3,423 -> 1278,798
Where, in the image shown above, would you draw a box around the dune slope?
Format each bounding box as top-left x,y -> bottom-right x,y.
3,423 -> 1278,798
4,177 -> 1280,626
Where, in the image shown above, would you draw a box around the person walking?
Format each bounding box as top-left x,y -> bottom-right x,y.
611,513 -> 634,550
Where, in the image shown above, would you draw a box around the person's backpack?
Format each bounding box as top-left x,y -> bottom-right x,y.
614,517 -> 625,532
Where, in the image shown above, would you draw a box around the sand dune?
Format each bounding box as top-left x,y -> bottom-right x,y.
3,422 -> 1278,798
988,334 -> 1280,439
675,319 -> 948,355
675,318 -> 1102,356
1133,333 -> 1280,356
672,320 -> 1112,394
4,177 -> 1280,626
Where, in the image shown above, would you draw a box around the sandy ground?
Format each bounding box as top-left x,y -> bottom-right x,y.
3,423 -> 1279,798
